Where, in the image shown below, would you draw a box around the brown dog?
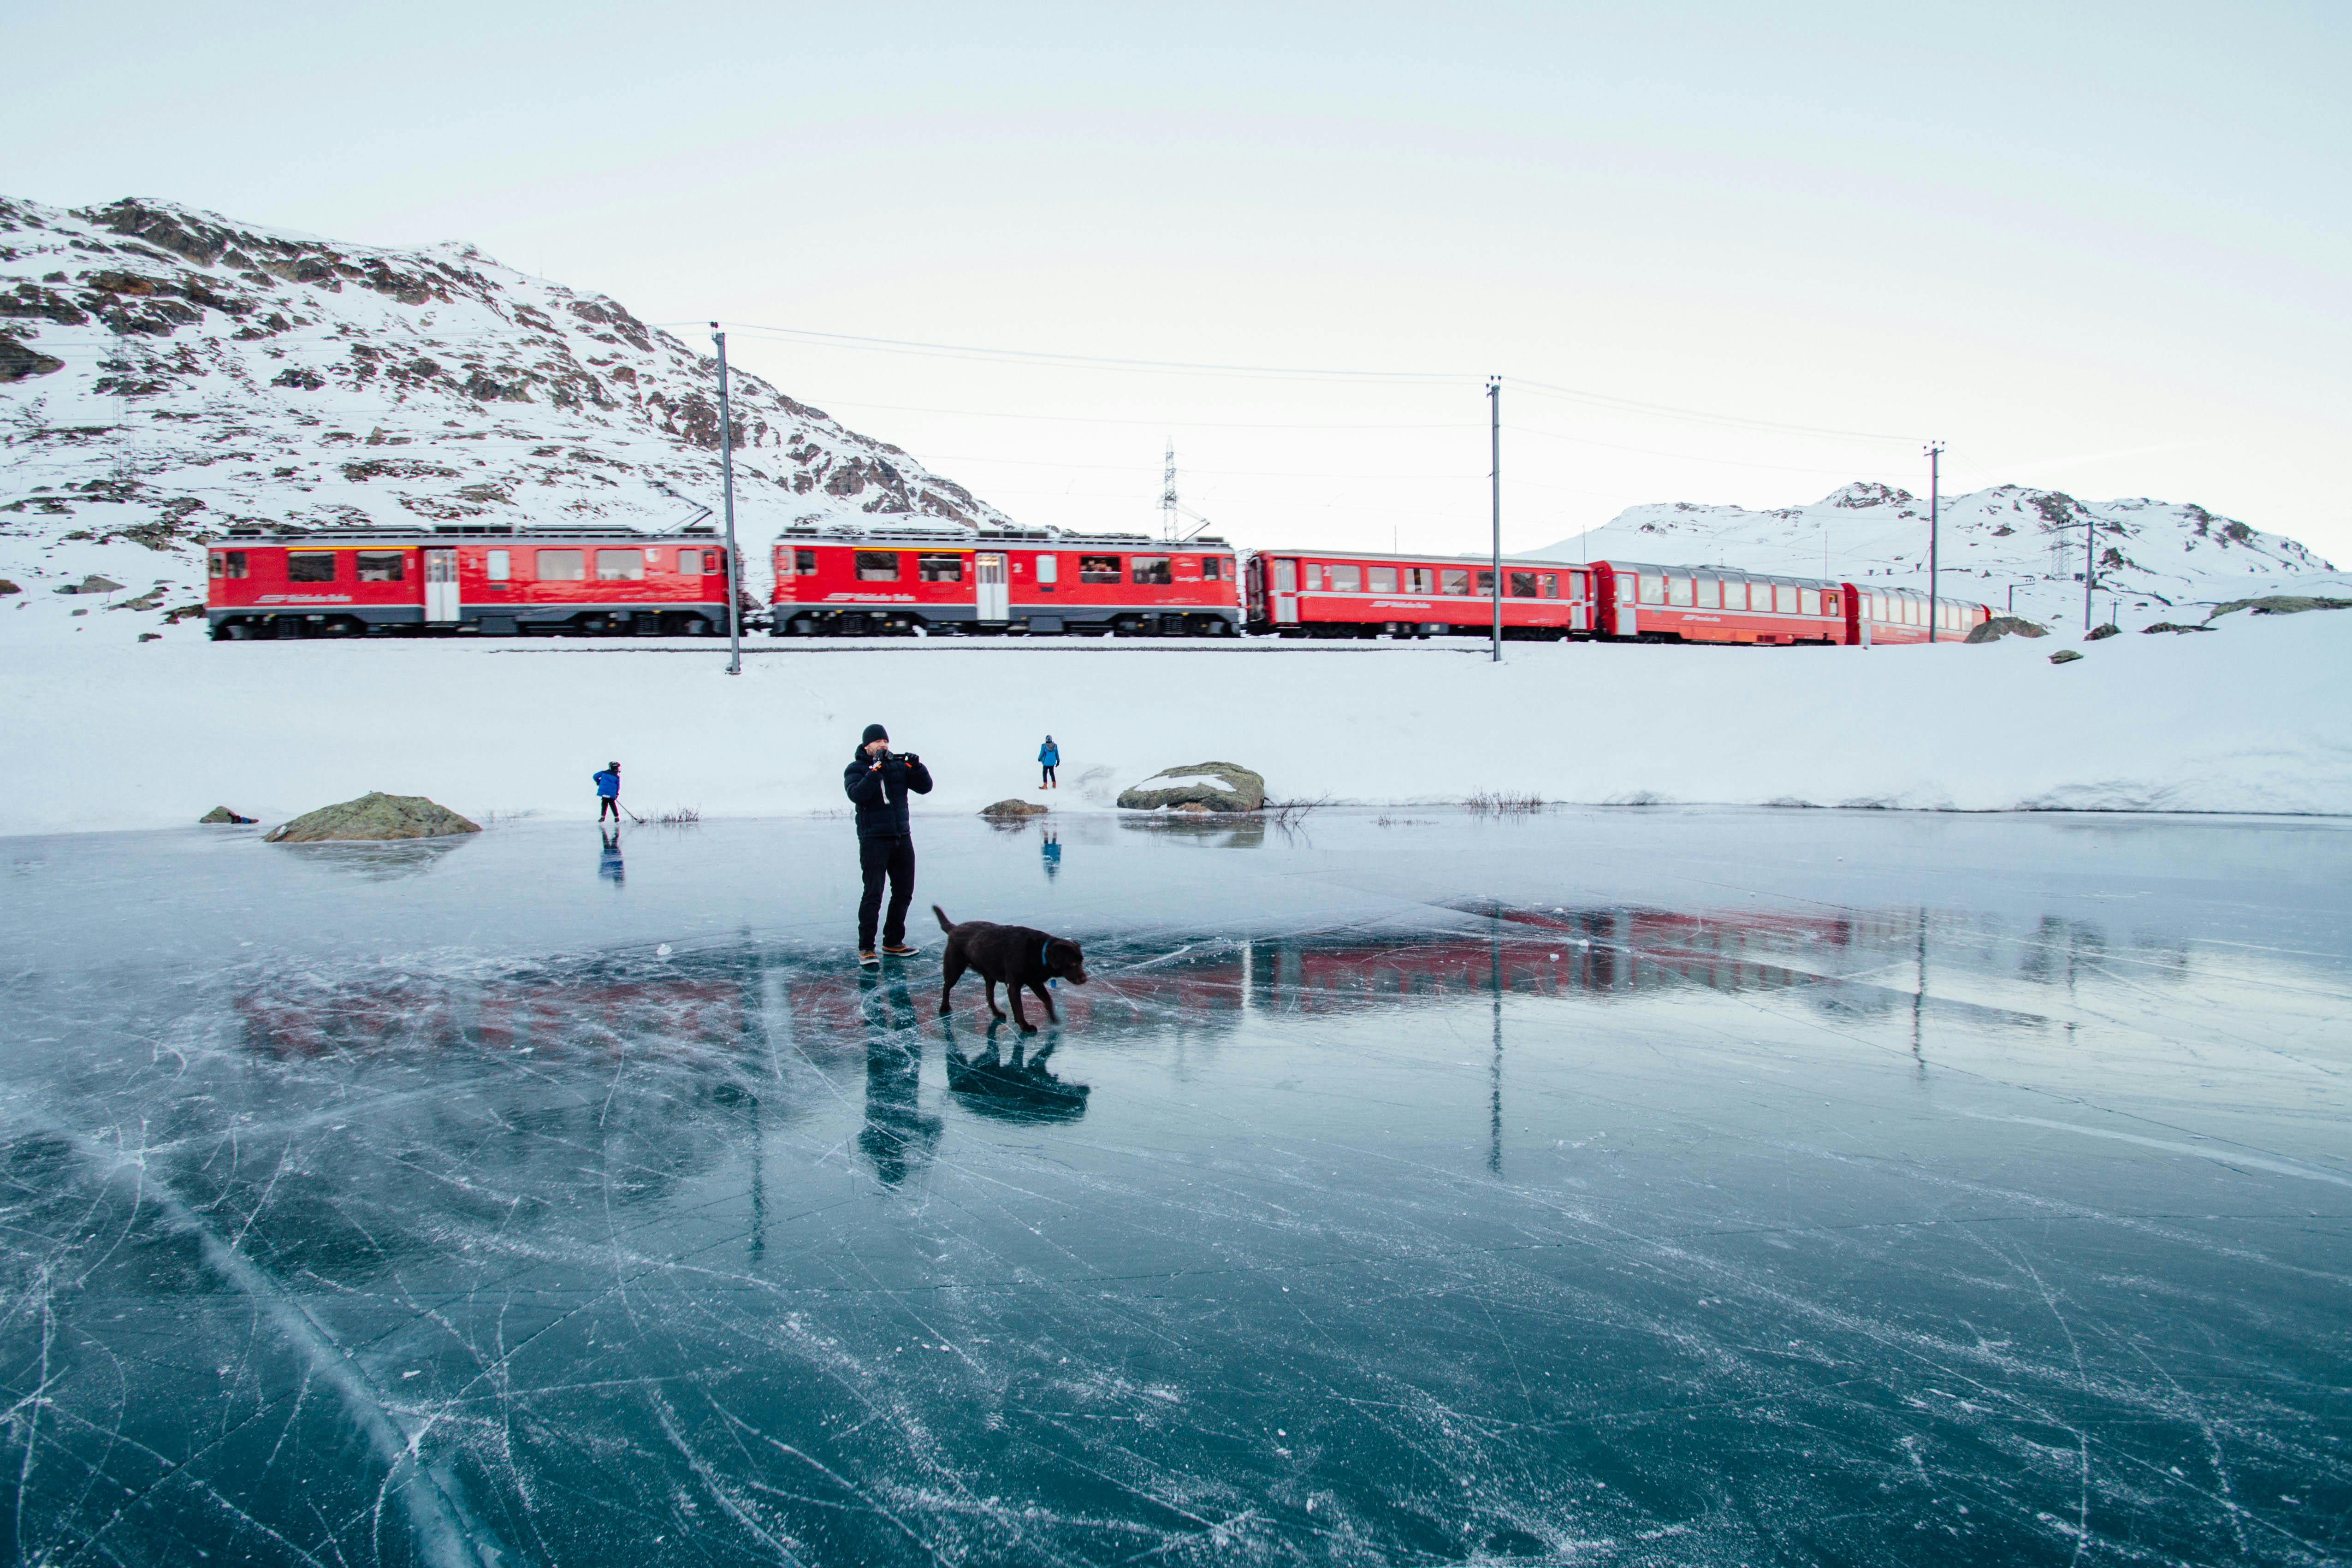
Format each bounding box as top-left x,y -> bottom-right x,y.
934,905 -> 1088,1032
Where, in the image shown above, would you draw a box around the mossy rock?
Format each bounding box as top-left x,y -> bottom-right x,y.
980,798 -> 1048,819
1117,762 -> 1266,813
198,806 -> 254,824
1963,615 -> 2047,644
265,791 -> 480,843
2048,649 -> 2084,665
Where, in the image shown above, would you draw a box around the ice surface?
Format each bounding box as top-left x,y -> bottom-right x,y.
2,810 -> 2347,1565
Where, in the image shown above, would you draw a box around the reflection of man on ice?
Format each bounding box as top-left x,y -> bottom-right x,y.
598,826 -> 625,888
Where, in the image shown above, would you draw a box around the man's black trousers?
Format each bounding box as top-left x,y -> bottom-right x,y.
858,834 -> 916,950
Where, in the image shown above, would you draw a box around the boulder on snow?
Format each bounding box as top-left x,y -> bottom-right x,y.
0,579 -> 19,597
2207,595 -> 2352,619
53,575 -> 124,596
2084,623 -> 2121,641
2141,621 -> 2214,634
1963,615 -> 2046,644
1116,762 -> 1267,813
264,791 -> 480,843
2048,649 -> 2084,665
979,798 -> 1048,819
199,806 -> 256,825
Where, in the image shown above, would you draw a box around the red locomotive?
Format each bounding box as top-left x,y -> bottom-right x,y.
768,527 -> 1242,636
207,524 -> 738,639
1245,549 -> 1990,645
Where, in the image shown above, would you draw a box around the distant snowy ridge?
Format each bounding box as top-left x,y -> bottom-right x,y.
0,195 -> 1019,639
1530,481 -> 2337,630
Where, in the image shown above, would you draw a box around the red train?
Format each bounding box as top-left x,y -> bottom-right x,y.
1244,548 -> 1989,645
206,524 -> 739,639
767,527 -> 1243,636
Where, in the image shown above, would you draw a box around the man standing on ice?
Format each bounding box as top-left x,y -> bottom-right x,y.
845,723 -> 933,968
593,761 -> 622,823
1038,734 -> 1060,790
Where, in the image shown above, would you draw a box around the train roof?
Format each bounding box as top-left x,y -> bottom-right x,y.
773,526 -> 1233,549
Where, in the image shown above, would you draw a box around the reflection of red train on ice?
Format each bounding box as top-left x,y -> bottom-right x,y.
237,968 -> 748,1061
767,527 -> 1243,638
1244,550 -> 1991,645
207,524 -> 739,640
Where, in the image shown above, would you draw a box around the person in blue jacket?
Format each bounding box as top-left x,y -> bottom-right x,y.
592,761 -> 622,822
844,724 -> 934,966
1038,734 -> 1060,790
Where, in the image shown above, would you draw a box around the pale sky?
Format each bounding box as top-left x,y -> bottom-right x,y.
10,1 -> 2346,559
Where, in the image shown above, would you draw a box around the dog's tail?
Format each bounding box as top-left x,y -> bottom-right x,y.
932,904 -> 954,934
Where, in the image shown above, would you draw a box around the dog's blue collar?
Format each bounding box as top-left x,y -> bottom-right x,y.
1041,938 -> 1057,988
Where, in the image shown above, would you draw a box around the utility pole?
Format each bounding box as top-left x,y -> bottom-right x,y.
1924,440 -> 1944,643
711,325 -> 743,676
1161,444 -> 1178,543
2084,514 -> 2097,631
1488,377 -> 1502,663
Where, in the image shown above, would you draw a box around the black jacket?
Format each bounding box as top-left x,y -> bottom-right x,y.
844,748 -> 933,838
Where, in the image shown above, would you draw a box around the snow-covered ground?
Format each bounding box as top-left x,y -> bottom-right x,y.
1529,481 -> 2339,632
6,606 -> 2347,836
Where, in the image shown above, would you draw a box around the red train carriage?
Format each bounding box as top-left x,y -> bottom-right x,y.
207,524 -> 739,639
770,528 -> 1242,636
1842,583 -> 1991,645
1244,549 -> 1598,638
1593,560 -> 1848,644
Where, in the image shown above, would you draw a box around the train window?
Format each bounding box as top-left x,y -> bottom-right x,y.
1800,587 -> 1820,616
1273,560 -> 1295,591
1476,570 -> 1494,596
678,550 -> 705,575
1407,568 -> 1434,592
1510,572 -> 1539,598
1079,555 -> 1123,584
1825,591 -> 1841,615
1328,564 -> 1359,592
856,552 -> 900,581
1723,581 -> 1745,610
596,549 -> 645,581
797,549 -> 818,575
1132,556 -> 1173,585
1368,565 -> 1397,592
1667,577 -> 1693,607
918,554 -> 965,583
287,552 -> 336,583
1441,569 -> 1469,595
536,549 -> 584,581
1775,585 -> 1797,614
1036,553 -> 1059,584
212,551 -> 249,580
486,549 -> 510,581
355,551 -> 405,583
1639,575 -> 1663,604
1695,580 -> 1718,608
1905,598 -> 1920,625
1571,570 -> 1588,599
1541,574 -> 1558,599
771,548 -> 791,576
1201,556 -> 1222,580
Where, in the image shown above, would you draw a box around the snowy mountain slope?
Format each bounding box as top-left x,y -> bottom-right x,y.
0,195 -> 1018,642
1531,482 -> 2339,630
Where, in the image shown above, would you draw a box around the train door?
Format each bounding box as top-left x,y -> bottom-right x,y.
1570,569 -> 1589,632
1615,571 -> 1636,636
425,548 -> 459,623
975,553 -> 1009,621
1271,558 -> 1299,624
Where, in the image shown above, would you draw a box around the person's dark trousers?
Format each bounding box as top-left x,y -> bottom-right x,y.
598,798 -> 620,822
859,834 -> 916,949
1041,766 -> 1057,787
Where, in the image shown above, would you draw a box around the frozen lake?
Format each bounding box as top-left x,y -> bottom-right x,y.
2,809 -> 2346,1566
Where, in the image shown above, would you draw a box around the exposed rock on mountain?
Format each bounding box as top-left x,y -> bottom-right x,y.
0,195 -> 1019,640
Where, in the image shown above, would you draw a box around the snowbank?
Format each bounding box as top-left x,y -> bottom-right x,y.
5,611 -> 2349,836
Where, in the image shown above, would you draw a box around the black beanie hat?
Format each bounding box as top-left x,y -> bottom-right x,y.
861,723 -> 889,745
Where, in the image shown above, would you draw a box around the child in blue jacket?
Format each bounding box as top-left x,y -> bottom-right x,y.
1038,736 -> 1059,790
593,762 -> 622,822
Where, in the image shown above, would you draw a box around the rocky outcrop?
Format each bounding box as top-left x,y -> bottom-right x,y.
2084,623 -> 2121,641
980,799 -> 1048,819
1116,762 -> 1267,813
2208,595 -> 2352,619
53,574 -> 123,595
1963,615 -> 2047,644
264,792 -> 480,842
199,806 -> 255,824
